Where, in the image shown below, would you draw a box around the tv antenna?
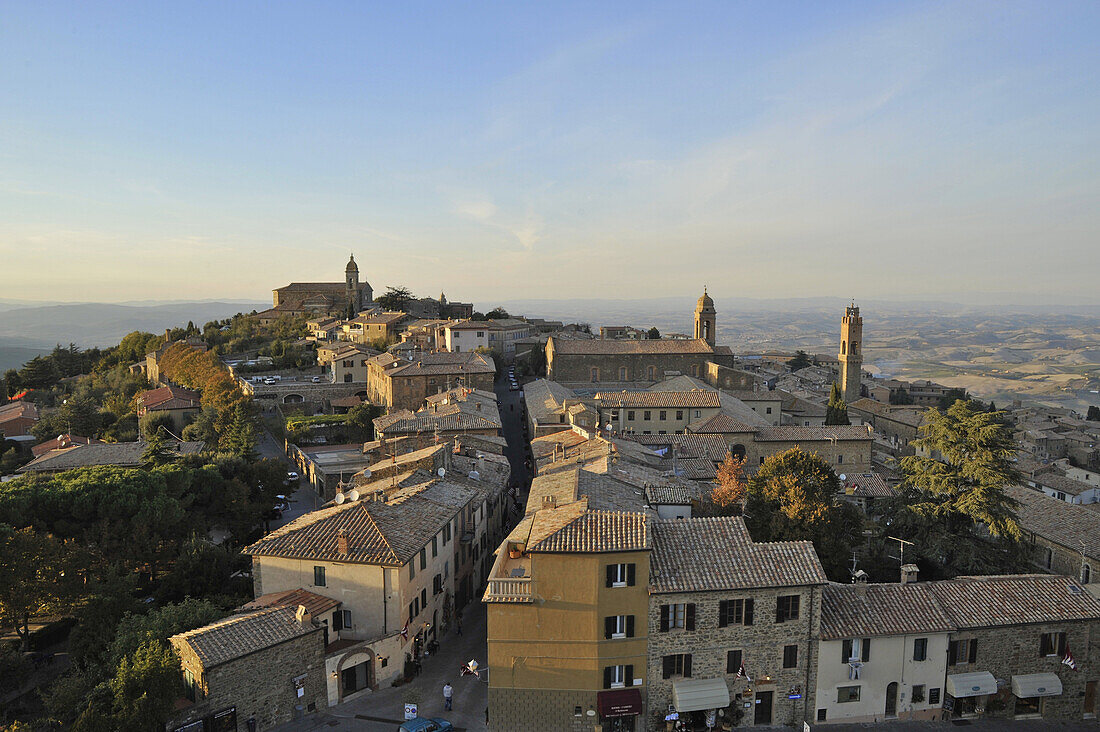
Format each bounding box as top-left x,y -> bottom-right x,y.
887,536 -> 914,565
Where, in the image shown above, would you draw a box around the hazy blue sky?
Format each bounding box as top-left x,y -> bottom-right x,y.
2,1 -> 1098,304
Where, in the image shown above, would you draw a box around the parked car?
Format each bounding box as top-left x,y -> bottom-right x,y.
286,471 -> 299,483
311,376 -> 321,383
398,719 -> 453,732
263,377 -> 277,385
273,495 -> 291,512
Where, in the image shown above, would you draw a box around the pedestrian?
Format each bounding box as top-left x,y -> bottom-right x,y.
456,615 -> 463,635
443,682 -> 454,711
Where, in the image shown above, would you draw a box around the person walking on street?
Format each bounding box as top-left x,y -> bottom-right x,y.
443,682 -> 454,711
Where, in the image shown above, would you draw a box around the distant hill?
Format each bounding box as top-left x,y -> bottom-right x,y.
0,344 -> 53,373
0,301 -> 268,353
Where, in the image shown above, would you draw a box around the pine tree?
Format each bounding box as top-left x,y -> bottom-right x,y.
222,405 -> 258,461
825,383 -> 850,425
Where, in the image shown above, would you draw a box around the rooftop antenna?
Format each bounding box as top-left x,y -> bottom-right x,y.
887,535 -> 914,566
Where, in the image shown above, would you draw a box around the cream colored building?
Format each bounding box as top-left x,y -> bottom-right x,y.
814,580 -> 954,724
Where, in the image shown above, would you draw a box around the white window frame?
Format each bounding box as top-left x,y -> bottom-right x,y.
612,615 -> 627,639
609,664 -> 627,689
611,563 -> 628,587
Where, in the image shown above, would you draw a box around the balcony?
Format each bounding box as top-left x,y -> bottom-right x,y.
483,544 -> 534,603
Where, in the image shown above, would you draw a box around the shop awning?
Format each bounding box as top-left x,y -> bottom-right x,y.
672,677 -> 731,713
1012,673 -> 1063,698
946,671 -> 998,698
597,688 -> 643,718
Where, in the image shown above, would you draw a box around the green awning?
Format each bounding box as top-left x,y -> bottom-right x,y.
672,677 -> 731,713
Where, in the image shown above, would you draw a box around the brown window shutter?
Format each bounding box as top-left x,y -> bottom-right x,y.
842,639 -> 852,664
968,639 -> 978,664
606,565 -> 615,588
660,605 -> 670,632
1058,633 -> 1067,657
663,655 -> 674,679
604,666 -> 613,689
718,600 -> 728,628
947,640 -> 957,666
625,665 -> 633,685
862,638 -> 871,662
626,615 -> 635,638
605,616 -> 614,640
627,563 -> 636,586
684,654 -> 692,678
686,604 -> 696,631
744,599 -> 753,626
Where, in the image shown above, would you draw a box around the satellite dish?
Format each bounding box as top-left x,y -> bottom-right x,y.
437,467 -> 446,477
839,474 -> 847,482
468,470 -> 480,481
334,492 -> 345,504
360,468 -> 372,479
347,489 -> 360,502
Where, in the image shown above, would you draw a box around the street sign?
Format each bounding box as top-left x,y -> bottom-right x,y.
404,703 -> 418,720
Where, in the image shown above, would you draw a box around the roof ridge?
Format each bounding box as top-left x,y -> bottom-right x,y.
174,606 -> 286,639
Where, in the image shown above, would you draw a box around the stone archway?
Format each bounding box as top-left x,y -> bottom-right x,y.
335,649 -> 376,701
730,444 -> 747,461
283,393 -> 305,404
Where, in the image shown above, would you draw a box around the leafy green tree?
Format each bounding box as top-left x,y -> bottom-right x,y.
107,598 -> 224,667
647,327 -> 660,339
139,411 -> 175,440
3,369 -> 21,397
486,306 -> 510,319
889,388 -> 913,405
141,428 -> 176,467
900,400 -> 1021,540
743,448 -> 864,580
68,571 -> 143,666
0,641 -> 29,698
31,396 -> 104,440
825,382 -> 850,425
786,350 -> 812,371
154,538 -> 248,605
375,286 -> 414,312
181,406 -> 220,447
937,388 -> 969,410
0,526 -> 82,650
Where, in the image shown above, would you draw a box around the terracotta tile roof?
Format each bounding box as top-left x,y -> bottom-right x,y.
929,574 -> 1100,628
821,583 -> 956,639
754,425 -> 873,442
624,433 -> 730,461
645,485 -> 697,505
243,493 -> 456,566
848,398 -> 926,427
242,589 -> 341,617
0,401 -> 39,423
528,507 -> 649,554
1030,472 -> 1095,496
30,433 -> 103,458
18,440 -> 205,472
170,606 -> 318,669
688,412 -> 757,434
667,457 -> 718,480
374,406 -> 501,435
276,282 -> 350,293
650,517 -> 827,593
595,391 -> 722,409
140,385 -> 202,411
389,352 -> 495,377
550,337 -> 716,355
840,472 -> 894,498
1007,485 -> 1100,560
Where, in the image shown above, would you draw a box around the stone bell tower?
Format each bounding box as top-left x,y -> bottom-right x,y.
345,254 -> 360,309
838,303 -> 863,403
693,287 -> 716,346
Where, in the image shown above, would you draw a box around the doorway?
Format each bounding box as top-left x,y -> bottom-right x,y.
1085,681 -> 1097,718
885,682 -> 898,717
754,691 -> 773,725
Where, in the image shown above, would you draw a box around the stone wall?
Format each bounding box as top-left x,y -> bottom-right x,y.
548,351 -> 722,385
1024,534 -> 1096,583
169,626 -> 327,731
947,620 -> 1099,720
646,586 -> 821,730
703,362 -> 760,391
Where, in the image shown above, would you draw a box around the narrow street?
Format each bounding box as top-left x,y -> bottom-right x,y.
492,364 -> 533,498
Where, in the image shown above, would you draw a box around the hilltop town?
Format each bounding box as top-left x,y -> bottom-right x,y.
2,256 -> 1100,732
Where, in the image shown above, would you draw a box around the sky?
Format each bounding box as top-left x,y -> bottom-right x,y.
2,1 -> 1098,306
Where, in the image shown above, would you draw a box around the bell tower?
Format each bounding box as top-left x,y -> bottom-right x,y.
345,254 -> 359,310
838,302 -> 863,403
693,287 -> 716,346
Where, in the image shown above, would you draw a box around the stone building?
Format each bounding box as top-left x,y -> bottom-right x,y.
137,384 -> 201,432
272,255 -> 373,314
593,390 -> 724,435
168,605 -> 327,732
1008,485 -> 1100,584
847,398 -> 926,454
928,574 -> 1100,721
647,517 -> 827,730
365,351 -> 495,411
545,291 -> 734,386
837,304 -> 863,404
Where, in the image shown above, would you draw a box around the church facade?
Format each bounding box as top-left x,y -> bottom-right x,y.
545,290 -> 735,385
272,255 -> 373,314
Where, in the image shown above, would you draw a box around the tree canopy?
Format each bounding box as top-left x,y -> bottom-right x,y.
375,286 -> 415,312
786,350 -> 812,371
899,399 -> 1021,540
743,448 -> 864,580
825,382 -> 850,425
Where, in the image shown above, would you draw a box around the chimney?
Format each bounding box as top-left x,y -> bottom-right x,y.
164,328 -> 170,342
901,563 -> 919,584
337,529 -> 349,556
542,494 -> 556,510
295,604 -> 312,626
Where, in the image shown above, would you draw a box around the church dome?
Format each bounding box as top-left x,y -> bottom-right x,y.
346,254 -> 358,272
696,287 -> 714,310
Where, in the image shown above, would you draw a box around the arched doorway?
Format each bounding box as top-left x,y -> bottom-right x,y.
283,393 -> 304,404
730,444 -> 747,461
885,682 -> 898,718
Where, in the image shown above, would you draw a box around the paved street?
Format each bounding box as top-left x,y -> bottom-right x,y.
272,603 -> 489,732
493,366 -> 532,496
